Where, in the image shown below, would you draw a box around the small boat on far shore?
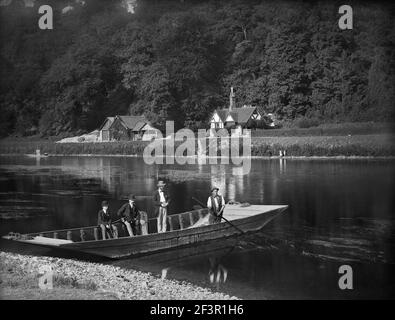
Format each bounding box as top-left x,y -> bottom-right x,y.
25,153 -> 49,158
25,149 -> 50,158
2,204 -> 288,259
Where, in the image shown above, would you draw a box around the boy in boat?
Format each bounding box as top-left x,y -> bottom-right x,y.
98,200 -> 118,239
207,187 -> 225,224
153,180 -> 171,233
117,194 -> 142,236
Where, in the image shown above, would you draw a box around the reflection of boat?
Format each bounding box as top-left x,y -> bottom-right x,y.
130,237 -> 238,266
3,204 -> 288,259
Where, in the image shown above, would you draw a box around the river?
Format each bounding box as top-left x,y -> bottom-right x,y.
0,155 -> 394,299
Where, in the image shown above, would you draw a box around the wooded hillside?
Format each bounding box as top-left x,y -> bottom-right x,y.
0,0 -> 394,137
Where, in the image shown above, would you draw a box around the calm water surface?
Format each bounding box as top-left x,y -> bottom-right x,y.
0,155 -> 394,299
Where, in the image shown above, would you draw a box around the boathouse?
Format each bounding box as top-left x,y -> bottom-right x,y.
98,115 -> 160,142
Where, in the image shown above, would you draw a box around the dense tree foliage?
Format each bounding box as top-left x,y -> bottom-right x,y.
0,0 -> 394,137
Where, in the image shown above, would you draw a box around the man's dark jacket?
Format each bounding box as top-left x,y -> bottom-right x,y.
153,190 -> 171,215
97,209 -> 112,226
117,203 -> 141,222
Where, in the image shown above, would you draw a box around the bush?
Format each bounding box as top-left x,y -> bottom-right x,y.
295,117 -> 320,128
251,122 -> 394,137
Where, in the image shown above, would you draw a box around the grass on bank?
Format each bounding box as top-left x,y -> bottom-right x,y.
0,122 -> 394,157
250,134 -> 395,157
0,135 -> 394,157
252,122 -> 394,137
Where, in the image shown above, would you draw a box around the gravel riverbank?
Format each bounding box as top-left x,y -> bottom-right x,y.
0,251 -> 238,300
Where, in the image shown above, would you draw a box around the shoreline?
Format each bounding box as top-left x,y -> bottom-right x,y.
0,251 -> 238,300
1,153 -> 395,160
1,133 -> 394,158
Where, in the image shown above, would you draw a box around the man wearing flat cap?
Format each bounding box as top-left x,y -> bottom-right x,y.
97,200 -> 118,239
207,187 -> 225,224
153,181 -> 171,233
117,194 -> 142,236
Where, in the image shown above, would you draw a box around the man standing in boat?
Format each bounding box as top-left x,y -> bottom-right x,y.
207,187 -> 225,224
153,180 -> 171,233
98,200 -> 118,239
117,194 -> 142,236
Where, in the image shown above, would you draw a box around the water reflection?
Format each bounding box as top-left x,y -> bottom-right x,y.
208,246 -> 234,290
209,257 -> 228,286
210,165 -> 227,198
158,244 -> 232,291
0,156 -> 394,299
59,157 -> 158,199
279,158 -> 286,175
208,165 -> 248,202
115,238 -> 238,286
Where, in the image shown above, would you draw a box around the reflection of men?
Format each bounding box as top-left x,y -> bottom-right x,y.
207,187 -> 225,224
153,181 -> 170,233
208,257 -> 228,286
97,201 -> 118,239
117,194 -> 141,236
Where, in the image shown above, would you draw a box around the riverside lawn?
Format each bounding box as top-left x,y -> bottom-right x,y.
0,123 -> 393,158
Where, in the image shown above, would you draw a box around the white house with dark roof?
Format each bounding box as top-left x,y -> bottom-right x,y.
210,87 -> 262,135
98,115 -> 159,142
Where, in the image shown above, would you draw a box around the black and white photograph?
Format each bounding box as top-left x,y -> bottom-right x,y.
0,0 -> 394,306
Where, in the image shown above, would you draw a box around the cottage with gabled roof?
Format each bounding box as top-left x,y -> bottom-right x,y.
99,117 -> 115,141
210,87 -> 262,135
98,115 -> 159,141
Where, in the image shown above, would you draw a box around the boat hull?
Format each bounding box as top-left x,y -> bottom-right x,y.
59,206 -> 286,258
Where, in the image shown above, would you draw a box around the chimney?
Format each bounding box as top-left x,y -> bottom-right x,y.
229,86 -> 235,111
